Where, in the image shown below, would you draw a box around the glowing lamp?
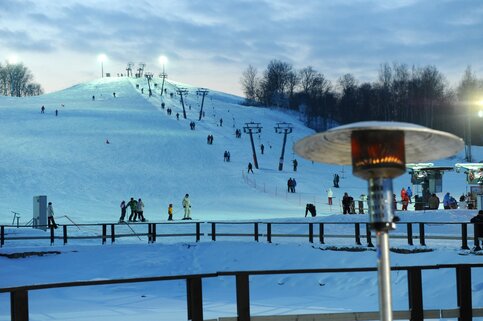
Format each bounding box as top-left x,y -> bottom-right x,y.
294,121 -> 463,321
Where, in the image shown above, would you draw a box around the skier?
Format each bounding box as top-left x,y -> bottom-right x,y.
292,178 -> 297,193
182,194 -> 191,220
293,159 -> 298,172
168,204 -> 173,221
113,92 -> 116,98
327,188 -> 333,205
260,144 -> 265,154
47,202 -> 58,229
127,197 -> 138,222
119,200 -> 127,223
226,151 -> 231,162
219,118 -> 223,127
333,174 -> 340,188
176,113 -> 179,120
137,198 -> 145,222
55,109 -> 58,116
41,105 -> 45,113
287,178 -> 293,192
248,162 -> 254,174
224,151 -> 228,162
92,95 -> 95,101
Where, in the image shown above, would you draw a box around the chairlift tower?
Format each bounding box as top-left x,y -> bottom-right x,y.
196,88 -> 209,121
126,62 -> 134,77
176,88 -> 189,119
275,122 -> 293,171
137,62 -> 146,78
145,72 -> 153,97
243,122 -> 262,169
159,72 -> 168,96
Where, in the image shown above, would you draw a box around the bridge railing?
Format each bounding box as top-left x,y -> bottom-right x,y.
1,263 -> 482,321
0,221 -> 481,250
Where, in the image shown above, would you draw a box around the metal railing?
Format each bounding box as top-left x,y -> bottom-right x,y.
1,263 -> 482,321
1,221 -> 481,250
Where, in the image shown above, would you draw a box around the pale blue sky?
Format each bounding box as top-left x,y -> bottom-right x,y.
1,0 -> 482,96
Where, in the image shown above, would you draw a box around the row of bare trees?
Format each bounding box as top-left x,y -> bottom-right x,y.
0,62 -> 43,97
241,61 -> 483,145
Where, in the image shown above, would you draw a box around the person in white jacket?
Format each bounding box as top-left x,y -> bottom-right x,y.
327,188 -> 333,205
182,194 -> 191,220
47,202 -> 58,229
137,198 -> 146,222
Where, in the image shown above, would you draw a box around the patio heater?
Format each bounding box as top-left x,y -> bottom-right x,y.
294,121 -> 463,321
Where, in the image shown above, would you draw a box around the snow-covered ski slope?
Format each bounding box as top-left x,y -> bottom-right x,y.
0,76 -> 481,224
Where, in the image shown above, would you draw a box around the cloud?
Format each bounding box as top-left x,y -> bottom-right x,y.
0,28 -> 55,52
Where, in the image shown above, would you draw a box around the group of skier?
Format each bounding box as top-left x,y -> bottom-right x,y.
119,194 -> 193,222
119,198 -> 146,223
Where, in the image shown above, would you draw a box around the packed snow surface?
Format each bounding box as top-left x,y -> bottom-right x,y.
0,76 -> 482,320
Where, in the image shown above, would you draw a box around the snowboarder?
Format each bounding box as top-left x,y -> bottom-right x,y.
293,159 -> 298,172
119,200 -> 127,222
182,194 -> 191,220
137,198 -> 145,222
127,197 -> 138,222
327,188 -> 333,205
248,162 -> 254,174
260,144 -> 265,154
168,204 -> 173,221
41,105 -> 45,113
47,202 -> 58,229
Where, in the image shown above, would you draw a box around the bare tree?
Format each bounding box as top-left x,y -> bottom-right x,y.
240,65 -> 258,104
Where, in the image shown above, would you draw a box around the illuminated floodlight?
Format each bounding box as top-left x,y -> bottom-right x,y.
478,110 -> 483,118
159,55 -> 168,74
97,54 -> 107,78
7,55 -> 18,64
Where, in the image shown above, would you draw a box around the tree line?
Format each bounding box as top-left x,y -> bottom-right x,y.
241,61 -> 483,145
0,62 -> 43,97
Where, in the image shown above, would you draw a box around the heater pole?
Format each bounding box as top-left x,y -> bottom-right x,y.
376,231 -> 393,321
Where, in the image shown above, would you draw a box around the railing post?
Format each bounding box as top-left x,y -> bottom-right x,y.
11,290 -> 29,321
461,223 -> 469,250
152,223 -> 156,243
319,223 -> 324,244
50,226 -> 55,245
419,223 -> 426,246
236,273 -> 251,321
267,223 -> 272,243
456,265 -> 473,321
63,225 -> 68,245
148,224 -> 152,243
308,223 -> 314,243
196,222 -> 200,242
211,223 -> 216,241
186,277 -> 203,321
111,224 -> 115,244
407,267 -> 423,321
2,225 -> 6,247
407,223 -> 413,246
355,223 -> 361,245
366,224 -> 374,247
102,224 -> 107,245
254,223 -> 259,242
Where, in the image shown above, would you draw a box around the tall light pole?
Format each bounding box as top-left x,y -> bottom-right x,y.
98,54 -> 107,78
159,55 -> 168,97
466,99 -> 483,163
294,121 -> 463,321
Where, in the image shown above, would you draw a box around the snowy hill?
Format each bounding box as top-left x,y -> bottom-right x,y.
0,76 -> 481,224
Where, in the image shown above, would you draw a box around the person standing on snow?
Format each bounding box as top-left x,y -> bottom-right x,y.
248,162 -> 254,174
470,210 -> 483,248
406,186 -> 413,203
127,197 -> 138,222
327,188 -> 333,205
47,202 -> 58,229
182,194 -> 191,220
168,204 -> 173,221
119,200 -> 127,222
137,198 -> 146,222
